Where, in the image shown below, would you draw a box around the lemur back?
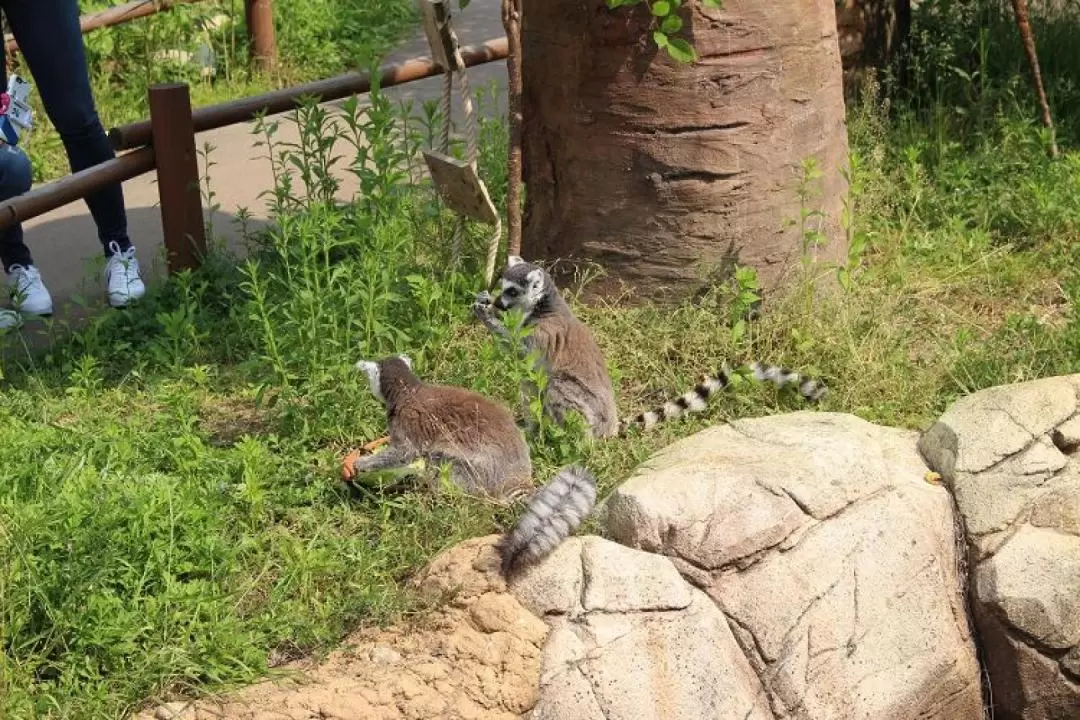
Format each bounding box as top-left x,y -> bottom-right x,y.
473,256 -> 619,438
352,355 -> 534,502
350,355 -> 600,575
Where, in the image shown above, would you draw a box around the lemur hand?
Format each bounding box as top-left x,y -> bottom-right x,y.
472,291 -> 495,320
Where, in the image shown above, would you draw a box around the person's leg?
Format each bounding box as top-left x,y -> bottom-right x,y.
3,0 -> 130,254
4,0 -> 145,307
0,145 -> 33,271
0,143 -> 52,317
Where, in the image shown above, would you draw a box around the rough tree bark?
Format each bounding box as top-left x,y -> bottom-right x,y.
502,0 -> 524,256
521,0 -> 850,302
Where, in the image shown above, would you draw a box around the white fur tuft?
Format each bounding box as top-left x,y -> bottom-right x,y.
355,360 -> 384,404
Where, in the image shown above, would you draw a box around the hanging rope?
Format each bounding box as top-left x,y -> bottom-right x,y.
436,31 -> 463,265
431,0 -> 501,285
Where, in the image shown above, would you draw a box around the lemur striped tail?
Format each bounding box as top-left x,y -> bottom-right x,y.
496,465 -> 597,578
617,361 -> 828,434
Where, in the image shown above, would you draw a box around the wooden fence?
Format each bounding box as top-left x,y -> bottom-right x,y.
0,36 -> 509,274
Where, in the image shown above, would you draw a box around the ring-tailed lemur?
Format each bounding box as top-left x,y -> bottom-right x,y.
472,256 -> 620,438
350,355 -> 598,576
472,256 -> 828,438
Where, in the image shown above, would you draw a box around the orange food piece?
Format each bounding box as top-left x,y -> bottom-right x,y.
341,436 -> 391,482
341,448 -> 364,482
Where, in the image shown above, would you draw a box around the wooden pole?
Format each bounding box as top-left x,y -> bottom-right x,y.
148,83 -> 207,273
110,36 -> 509,151
0,148 -> 155,232
502,0 -> 523,256
1010,0 -> 1058,158
245,0 -> 277,72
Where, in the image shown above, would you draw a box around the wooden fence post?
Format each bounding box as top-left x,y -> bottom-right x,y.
148,83 -> 206,274
245,0 -> 276,71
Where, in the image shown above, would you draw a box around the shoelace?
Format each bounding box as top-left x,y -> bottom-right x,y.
106,243 -> 139,279
7,263 -> 37,293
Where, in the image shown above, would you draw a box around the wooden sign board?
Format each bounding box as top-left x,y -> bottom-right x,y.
417,0 -> 464,73
422,150 -> 498,225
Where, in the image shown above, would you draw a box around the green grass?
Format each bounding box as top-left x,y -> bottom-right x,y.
2,0 -> 1080,717
17,0 -> 420,183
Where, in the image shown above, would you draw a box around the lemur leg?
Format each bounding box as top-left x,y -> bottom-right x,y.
346,444 -> 419,478
422,451 -> 465,493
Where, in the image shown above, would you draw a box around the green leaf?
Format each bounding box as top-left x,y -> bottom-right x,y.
701,0 -> 722,8
837,267 -> 852,291
666,37 -> 697,62
730,319 -> 746,343
653,30 -> 670,48
458,0 -> 471,8
660,14 -> 683,33
651,0 -> 671,15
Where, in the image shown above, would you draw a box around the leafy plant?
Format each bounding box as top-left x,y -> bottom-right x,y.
605,0 -> 723,63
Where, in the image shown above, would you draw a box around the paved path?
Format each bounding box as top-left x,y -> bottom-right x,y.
8,0 -> 506,336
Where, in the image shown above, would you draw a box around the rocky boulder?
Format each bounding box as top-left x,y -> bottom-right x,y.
919,374 -> 1080,720
509,536 -> 772,719
603,411 -> 985,719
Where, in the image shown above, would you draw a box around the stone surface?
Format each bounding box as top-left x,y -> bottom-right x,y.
606,411 -> 985,719
919,374 -> 1080,719
510,536 -> 771,720
137,537 -> 547,720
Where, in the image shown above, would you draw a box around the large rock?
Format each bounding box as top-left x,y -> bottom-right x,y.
509,536 -> 772,719
920,374 -> 1080,720
604,411 -> 985,719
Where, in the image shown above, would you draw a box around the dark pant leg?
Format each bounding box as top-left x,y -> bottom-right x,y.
0,144 -> 33,271
2,0 -> 131,256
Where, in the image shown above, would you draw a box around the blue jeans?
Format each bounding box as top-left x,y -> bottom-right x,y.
0,0 -> 132,271
0,142 -> 32,270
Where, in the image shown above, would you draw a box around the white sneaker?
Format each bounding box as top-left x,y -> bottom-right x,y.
105,241 -> 146,308
7,264 -> 53,316
0,308 -> 21,331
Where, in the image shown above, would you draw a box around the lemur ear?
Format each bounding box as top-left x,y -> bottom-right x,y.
507,255 -> 525,267
397,354 -> 413,369
355,360 -> 377,376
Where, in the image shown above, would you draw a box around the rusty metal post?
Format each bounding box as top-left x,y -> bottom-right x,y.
245,0 -> 276,72
148,83 -> 206,273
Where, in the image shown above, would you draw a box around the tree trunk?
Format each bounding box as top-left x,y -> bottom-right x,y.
835,0 -> 911,100
521,0 -> 850,302
1010,0 -> 1059,157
